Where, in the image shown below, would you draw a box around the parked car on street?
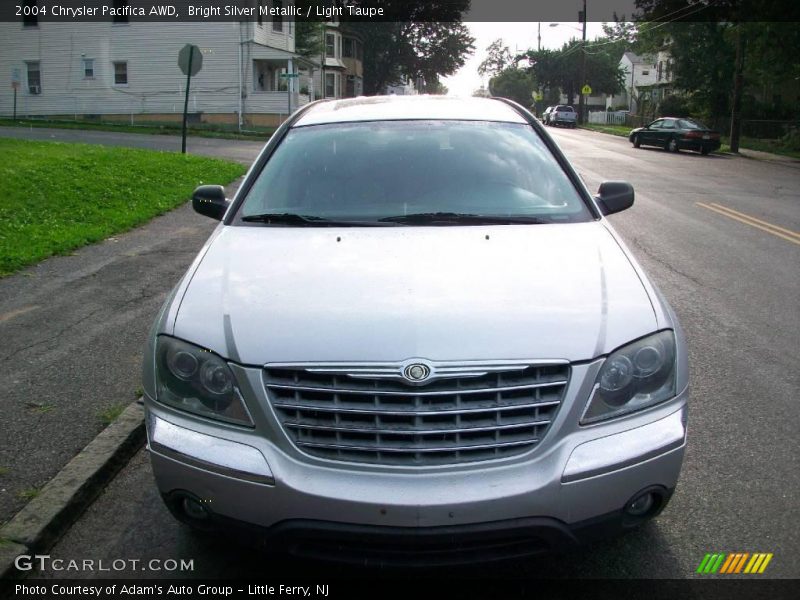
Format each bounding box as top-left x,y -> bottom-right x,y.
549,105 -> 578,127
629,117 -> 721,155
541,105 -> 555,124
143,95 -> 689,564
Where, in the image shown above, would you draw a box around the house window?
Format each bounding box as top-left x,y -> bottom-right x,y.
112,1 -> 129,24
26,61 -> 41,94
82,58 -> 94,79
345,75 -> 355,97
641,69 -> 649,76
325,73 -> 335,98
272,0 -> 283,32
22,1 -> 39,27
343,38 -> 355,58
325,34 -> 336,58
113,61 -> 128,85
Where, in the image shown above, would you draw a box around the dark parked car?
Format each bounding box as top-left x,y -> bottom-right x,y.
629,117 -> 721,155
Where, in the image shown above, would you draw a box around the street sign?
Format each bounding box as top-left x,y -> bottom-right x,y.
178,44 -> 203,154
11,67 -> 21,85
178,44 -> 203,77
581,84 -> 592,95
280,73 -> 300,78
531,91 -> 543,101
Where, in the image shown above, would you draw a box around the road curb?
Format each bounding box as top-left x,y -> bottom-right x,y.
0,402 -> 145,581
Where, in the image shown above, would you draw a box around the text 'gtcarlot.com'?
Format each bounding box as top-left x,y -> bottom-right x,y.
13,554 -> 194,573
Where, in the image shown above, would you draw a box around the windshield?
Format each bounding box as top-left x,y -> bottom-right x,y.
238,120 -> 593,225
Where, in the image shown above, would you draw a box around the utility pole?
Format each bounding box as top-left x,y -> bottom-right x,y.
730,24 -> 746,153
578,0 -> 587,125
538,22 -> 541,51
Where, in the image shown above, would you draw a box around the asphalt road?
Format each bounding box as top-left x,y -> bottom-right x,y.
3,126 -> 799,580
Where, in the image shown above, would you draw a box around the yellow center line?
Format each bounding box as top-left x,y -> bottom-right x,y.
696,203 -> 800,246
709,202 -> 800,240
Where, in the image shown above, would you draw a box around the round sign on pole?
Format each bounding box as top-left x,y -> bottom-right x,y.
581,84 -> 592,96
178,44 -> 203,77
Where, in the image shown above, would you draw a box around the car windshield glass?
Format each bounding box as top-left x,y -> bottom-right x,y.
238,120 -> 592,225
678,119 -> 708,129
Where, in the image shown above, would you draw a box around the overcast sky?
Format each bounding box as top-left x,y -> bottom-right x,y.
443,21 -> 608,97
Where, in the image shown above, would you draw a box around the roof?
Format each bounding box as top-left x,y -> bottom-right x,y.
293,95 -> 529,127
622,51 -> 655,65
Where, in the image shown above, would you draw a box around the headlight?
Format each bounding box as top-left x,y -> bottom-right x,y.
155,336 -> 253,427
581,331 -> 677,425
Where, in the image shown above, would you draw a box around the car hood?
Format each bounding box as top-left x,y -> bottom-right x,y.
172,223 -> 658,364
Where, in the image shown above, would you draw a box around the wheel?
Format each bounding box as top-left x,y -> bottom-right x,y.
632,135 -> 641,148
701,147 -> 710,155
666,137 -> 679,152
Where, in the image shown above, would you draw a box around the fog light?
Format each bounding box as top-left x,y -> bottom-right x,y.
182,496 -> 209,521
625,492 -> 655,516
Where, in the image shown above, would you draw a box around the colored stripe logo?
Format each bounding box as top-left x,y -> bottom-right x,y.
696,552 -> 773,574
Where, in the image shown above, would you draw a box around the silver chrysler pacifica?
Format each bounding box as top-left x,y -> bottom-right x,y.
142,96 -> 688,564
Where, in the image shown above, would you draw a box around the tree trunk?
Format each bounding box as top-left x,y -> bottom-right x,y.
729,25 -> 746,153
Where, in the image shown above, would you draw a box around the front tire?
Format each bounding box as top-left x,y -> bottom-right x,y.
701,147 -> 710,155
632,135 -> 641,148
666,137 -> 679,152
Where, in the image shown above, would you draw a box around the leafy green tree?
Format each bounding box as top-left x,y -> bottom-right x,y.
478,39 -> 515,78
295,21 -> 325,58
523,40 -> 624,106
488,68 -> 536,106
348,1 -> 474,95
634,1 -> 800,121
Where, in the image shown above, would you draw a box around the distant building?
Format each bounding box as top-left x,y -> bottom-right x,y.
608,50 -> 675,114
0,1 -> 319,127
312,18 -> 364,100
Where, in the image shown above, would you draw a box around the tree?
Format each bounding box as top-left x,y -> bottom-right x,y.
488,69 -> 536,106
294,21 -> 325,58
478,39 -> 515,78
348,1 -> 474,95
523,40 -> 625,106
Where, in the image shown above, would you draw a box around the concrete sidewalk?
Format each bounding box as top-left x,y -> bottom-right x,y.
736,147 -> 800,169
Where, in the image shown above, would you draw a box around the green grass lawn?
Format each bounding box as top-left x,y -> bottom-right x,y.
0,138 -> 246,276
580,123 -> 632,137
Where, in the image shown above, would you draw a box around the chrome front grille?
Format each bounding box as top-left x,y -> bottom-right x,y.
263,361 -> 570,466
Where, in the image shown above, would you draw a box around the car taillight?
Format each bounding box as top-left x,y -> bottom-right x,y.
684,131 -> 703,139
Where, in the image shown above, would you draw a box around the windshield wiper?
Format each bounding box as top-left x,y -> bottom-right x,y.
378,212 -> 550,225
241,213 -> 393,227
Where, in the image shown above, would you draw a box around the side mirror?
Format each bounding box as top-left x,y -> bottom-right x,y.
595,181 -> 634,216
192,185 -> 229,221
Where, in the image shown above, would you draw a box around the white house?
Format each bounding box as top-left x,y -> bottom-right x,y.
0,1 -> 319,127
608,50 -> 674,114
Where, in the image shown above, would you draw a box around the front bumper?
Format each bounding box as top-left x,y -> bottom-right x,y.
145,359 -> 688,550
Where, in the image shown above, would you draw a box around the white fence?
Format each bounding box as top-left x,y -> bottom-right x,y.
588,111 -> 628,125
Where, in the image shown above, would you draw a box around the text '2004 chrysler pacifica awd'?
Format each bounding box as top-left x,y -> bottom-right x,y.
142,96 -> 688,565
